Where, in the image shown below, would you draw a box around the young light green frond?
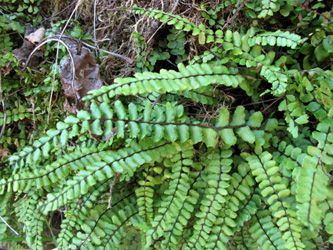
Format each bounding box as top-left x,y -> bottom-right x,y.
249,30 -> 303,49
206,163 -> 257,249
186,148 -> 233,249
145,143 -> 199,249
84,63 -> 245,102
245,151 -> 304,250
249,210 -> 286,250
296,155 -> 329,231
131,5 -> 212,39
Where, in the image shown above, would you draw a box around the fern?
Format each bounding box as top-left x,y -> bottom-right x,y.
1,1 -> 333,249
185,148 -> 232,249
245,151 -> 305,249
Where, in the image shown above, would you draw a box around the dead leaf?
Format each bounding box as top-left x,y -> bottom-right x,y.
59,45 -> 102,113
0,148 -> 9,160
12,24 -> 45,68
25,27 -> 46,45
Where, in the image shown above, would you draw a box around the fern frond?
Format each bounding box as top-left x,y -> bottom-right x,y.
323,187 -> 333,244
240,54 -> 289,96
256,0 -> 280,18
131,5 -> 213,38
249,209 -> 286,250
84,63 -> 245,102
186,147 -> 233,249
39,138 -> 182,215
15,189 -> 46,250
296,155 -> 329,231
249,30 -> 304,49
206,162 -> 257,250
0,191 -> 14,239
135,165 -> 157,223
226,163 -> 257,230
145,142 -> 199,249
6,114 -> 83,173
245,151 -> 304,249
161,169 -> 202,249
70,196 -> 139,249
272,141 -> 305,180
311,118 -> 333,164
1,143 -> 108,194
1,2 -> 332,249
181,86 -> 220,105
57,181 -> 111,249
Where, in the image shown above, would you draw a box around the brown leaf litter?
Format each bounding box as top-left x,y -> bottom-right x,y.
13,25 -> 103,114
12,24 -> 45,68
58,41 -> 102,113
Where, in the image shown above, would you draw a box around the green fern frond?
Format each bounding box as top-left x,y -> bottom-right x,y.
186,148 -> 233,249
70,196 -> 139,249
39,139 -> 182,215
1,2 -> 332,249
296,119 -> 332,232
131,5 -> 212,38
205,162 -> 257,250
6,115 -> 83,173
181,86 -> 220,105
226,163 -> 257,230
249,209 -> 286,249
145,142 -> 199,249
323,187 -> 333,244
245,151 -> 304,249
248,0 -> 280,18
0,191 -> 14,240
57,180 -> 111,249
84,63 -> 245,103
249,30 -> 304,49
296,155 -> 329,232
15,190 -> 46,250
1,144 -> 104,194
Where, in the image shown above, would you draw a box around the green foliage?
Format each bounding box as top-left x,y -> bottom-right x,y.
2,0 -> 43,14
1,1 -> 333,249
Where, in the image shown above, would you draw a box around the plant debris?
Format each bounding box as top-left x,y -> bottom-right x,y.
0,148 -> 9,160
12,24 -> 45,68
59,43 -> 102,113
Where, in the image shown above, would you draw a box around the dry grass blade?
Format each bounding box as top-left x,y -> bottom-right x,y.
82,41 -> 133,63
